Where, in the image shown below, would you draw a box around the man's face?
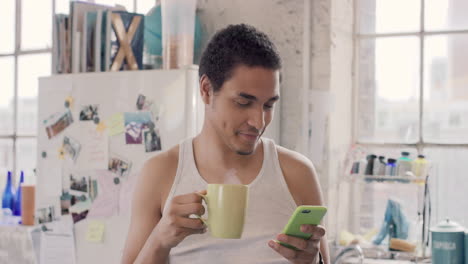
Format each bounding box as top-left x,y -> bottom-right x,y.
206,65 -> 280,155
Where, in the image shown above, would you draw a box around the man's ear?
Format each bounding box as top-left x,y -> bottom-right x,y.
200,74 -> 213,105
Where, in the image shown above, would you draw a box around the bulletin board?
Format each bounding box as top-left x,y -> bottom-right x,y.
36,67 -> 203,263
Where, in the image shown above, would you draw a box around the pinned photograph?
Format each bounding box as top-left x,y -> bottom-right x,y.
79,105 -> 99,121
108,155 -> 132,177
136,94 -> 154,111
136,94 -> 146,110
60,191 -> 72,215
144,129 -> 162,152
37,206 -> 56,224
70,196 -> 90,223
69,173 -> 89,194
124,112 -> 152,144
45,110 -> 74,139
62,191 -> 87,215
63,136 -> 81,162
72,210 -> 89,224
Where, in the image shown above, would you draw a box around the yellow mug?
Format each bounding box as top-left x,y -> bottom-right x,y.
197,184 -> 249,239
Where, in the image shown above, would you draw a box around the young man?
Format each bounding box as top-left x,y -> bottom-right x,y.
122,24 -> 329,264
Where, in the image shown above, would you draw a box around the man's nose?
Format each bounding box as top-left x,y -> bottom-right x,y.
247,108 -> 265,131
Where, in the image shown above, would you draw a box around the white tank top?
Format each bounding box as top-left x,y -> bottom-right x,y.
163,137 -> 297,264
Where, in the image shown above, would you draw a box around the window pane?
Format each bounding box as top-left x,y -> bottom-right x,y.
423,34 -> 468,143
0,139 -> 14,195
137,0 -> 156,14
18,53 -> 51,135
358,37 -> 420,143
358,0 -> 420,34
21,0 -> 52,50
0,0 -> 15,54
55,0 -> 70,14
0,57 -> 15,135
424,147 -> 468,227
15,138 -> 37,178
425,0 -> 468,31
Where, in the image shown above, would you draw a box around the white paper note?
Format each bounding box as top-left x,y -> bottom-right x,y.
76,124 -> 109,170
39,217 -> 76,264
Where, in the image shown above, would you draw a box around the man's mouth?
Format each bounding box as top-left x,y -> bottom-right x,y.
238,132 -> 259,143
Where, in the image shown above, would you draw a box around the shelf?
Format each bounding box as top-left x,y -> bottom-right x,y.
346,174 -> 426,184
330,244 -> 431,263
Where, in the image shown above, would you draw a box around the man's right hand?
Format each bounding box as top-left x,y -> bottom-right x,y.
150,191 -> 207,250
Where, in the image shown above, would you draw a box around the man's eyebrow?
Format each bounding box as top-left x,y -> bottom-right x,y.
238,92 -> 257,101
238,93 -> 280,102
268,95 -> 280,102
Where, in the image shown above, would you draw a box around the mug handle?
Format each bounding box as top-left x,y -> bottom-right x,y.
195,192 -> 209,226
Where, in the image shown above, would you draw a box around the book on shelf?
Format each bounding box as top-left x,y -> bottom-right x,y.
108,11 -> 144,71
52,14 -> 70,74
69,1 -> 124,73
52,2 -> 146,74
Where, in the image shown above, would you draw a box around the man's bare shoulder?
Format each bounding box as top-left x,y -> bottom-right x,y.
135,144 -> 180,209
141,144 -> 179,180
275,145 -> 323,206
275,145 -> 315,174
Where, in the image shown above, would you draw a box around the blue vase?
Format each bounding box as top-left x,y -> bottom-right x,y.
2,171 -> 16,211
13,171 -> 24,216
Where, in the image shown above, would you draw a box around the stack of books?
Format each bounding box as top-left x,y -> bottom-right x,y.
53,1 -> 145,74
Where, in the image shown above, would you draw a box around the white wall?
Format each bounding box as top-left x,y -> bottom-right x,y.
196,0 -> 305,150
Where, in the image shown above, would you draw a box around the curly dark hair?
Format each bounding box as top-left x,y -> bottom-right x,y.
199,24 -> 282,93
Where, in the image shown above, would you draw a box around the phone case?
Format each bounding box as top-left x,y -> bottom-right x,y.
276,205 -> 327,250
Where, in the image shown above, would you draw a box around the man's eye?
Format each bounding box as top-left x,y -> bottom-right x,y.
264,104 -> 273,109
236,101 -> 251,107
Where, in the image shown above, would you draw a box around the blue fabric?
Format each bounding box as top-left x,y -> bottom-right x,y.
373,199 -> 409,245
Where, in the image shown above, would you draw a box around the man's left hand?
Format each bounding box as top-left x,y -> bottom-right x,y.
268,224 -> 326,264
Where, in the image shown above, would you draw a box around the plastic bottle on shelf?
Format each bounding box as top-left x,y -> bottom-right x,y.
358,158 -> 367,175
2,171 -> 16,211
373,156 -> 386,176
412,155 -> 428,178
365,154 -> 377,175
13,171 -> 24,216
396,152 -> 413,177
385,158 -> 397,176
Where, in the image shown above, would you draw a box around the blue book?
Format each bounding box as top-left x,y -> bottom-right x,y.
109,11 -> 144,71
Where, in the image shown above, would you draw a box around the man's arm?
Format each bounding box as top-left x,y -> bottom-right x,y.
121,147 -> 206,264
275,146 -> 330,264
121,151 -> 176,264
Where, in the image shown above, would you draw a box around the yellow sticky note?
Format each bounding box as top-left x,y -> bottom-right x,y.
107,113 -> 125,136
96,121 -> 107,133
86,220 -> 106,243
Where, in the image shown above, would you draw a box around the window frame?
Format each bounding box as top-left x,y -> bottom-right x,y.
353,0 -> 468,151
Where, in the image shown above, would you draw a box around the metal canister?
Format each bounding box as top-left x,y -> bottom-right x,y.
430,219 -> 465,264
465,231 -> 468,264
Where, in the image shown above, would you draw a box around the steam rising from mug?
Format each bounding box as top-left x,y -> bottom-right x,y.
223,169 -> 241,185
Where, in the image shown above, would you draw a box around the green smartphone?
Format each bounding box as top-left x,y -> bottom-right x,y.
275,205 -> 327,250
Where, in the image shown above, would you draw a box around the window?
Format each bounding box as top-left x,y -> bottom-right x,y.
0,0 -> 52,188
356,0 -> 468,226
0,0 -> 155,190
